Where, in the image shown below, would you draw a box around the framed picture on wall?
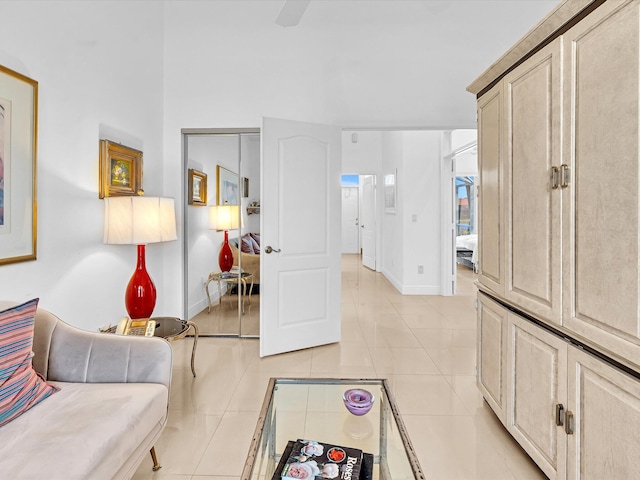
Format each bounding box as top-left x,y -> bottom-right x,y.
217,165 -> 239,205
188,168 -> 207,206
99,140 -> 143,198
384,170 -> 397,214
0,64 -> 38,265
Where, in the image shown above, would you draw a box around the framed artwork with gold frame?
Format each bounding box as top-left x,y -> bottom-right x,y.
188,168 -> 207,206
0,64 -> 38,266
99,140 -> 143,198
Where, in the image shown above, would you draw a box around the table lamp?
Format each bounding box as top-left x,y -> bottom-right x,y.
209,202 -> 241,272
104,196 -> 177,319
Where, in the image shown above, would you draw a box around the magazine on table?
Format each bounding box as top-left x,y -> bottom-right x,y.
275,439 -> 364,480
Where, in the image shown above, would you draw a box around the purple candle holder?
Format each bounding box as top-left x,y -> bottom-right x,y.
343,388 -> 375,416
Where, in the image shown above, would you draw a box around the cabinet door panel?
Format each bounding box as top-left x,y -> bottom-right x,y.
477,293 -> 507,424
567,346 -> 640,480
505,40 -> 562,324
563,0 -> 640,368
507,314 -> 567,480
478,85 -> 504,294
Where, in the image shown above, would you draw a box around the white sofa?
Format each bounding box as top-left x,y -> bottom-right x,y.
0,302 -> 173,479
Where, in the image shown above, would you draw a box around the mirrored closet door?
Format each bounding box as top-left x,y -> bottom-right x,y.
183,129 -> 260,337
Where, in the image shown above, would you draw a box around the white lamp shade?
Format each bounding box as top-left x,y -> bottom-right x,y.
104,196 -> 177,245
209,204 -> 242,231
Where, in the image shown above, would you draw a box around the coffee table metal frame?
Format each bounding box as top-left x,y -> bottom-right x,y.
241,377 -> 425,480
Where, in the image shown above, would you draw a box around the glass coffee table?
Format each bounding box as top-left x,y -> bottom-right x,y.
242,378 -> 425,480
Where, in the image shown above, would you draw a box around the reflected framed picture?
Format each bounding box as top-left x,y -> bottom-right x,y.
99,140 -> 143,198
188,168 -> 207,206
384,170 -> 397,214
217,165 -> 239,205
0,64 -> 38,265
242,177 -> 249,198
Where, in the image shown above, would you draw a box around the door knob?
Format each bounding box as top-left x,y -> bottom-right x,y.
265,246 -> 281,254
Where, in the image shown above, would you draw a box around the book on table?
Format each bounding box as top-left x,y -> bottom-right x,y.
273,439 -> 367,480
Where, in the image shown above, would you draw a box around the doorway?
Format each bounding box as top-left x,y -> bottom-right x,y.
341,175 -> 359,254
182,117 -> 343,356
341,174 -> 377,270
182,129 -> 260,337
451,137 -> 478,286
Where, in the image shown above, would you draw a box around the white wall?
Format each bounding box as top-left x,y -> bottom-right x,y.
452,129 -> 478,151
379,131 -> 444,294
401,131 -> 442,294
342,132 -> 383,172
451,128 -> 478,176
0,1 -> 164,330
381,131 -> 404,287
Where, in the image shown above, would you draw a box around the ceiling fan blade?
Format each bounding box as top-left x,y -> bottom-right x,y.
276,0 -> 311,27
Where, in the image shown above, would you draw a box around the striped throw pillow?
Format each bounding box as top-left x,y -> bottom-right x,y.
0,299 -> 58,427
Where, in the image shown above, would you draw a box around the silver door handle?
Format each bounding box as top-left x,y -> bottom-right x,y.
265,246 -> 281,254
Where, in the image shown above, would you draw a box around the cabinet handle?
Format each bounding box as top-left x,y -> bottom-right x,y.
551,166 -> 560,189
565,410 -> 574,435
560,164 -> 571,188
555,403 -> 564,426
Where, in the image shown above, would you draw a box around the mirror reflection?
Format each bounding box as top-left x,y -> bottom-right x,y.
184,131 -> 260,337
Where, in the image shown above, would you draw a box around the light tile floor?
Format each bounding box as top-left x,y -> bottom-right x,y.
133,255 -> 546,480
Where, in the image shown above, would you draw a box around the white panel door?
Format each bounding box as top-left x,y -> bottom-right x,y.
341,187 -> 359,254
361,174 -> 376,270
260,117 -> 342,357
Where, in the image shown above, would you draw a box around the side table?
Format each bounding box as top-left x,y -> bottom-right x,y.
153,317 -> 199,378
205,271 -> 254,314
104,317 -> 198,377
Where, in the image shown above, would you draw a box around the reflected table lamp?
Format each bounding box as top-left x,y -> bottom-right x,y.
104,196 -> 177,319
209,202 -> 241,272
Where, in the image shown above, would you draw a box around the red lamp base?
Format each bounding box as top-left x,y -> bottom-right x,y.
219,230 -> 234,272
125,244 -> 157,319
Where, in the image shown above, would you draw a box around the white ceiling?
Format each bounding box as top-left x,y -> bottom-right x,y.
167,0 -> 561,129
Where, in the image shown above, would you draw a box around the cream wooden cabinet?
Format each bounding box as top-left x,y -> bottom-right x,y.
477,85 -> 504,295
567,346 -> 640,480
503,40 -> 562,325
477,293 -> 507,424
475,0 -> 640,368
507,313 -> 567,480
471,1 -> 640,477
479,296 -> 640,479
561,0 -> 640,372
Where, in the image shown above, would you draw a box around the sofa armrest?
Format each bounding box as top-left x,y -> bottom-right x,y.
43,315 -> 172,390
